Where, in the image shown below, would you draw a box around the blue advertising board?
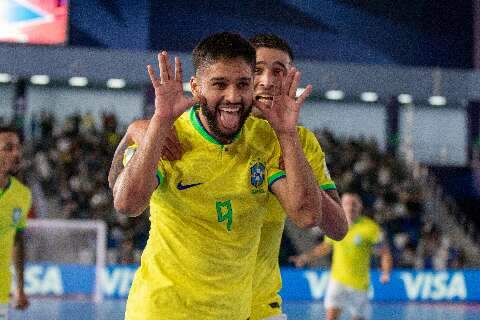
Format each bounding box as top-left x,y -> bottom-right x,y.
21,264 -> 480,302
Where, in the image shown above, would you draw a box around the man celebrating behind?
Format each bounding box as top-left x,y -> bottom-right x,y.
112,32 -> 323,319
249,33 -> 347,320
0,127 -> 31,320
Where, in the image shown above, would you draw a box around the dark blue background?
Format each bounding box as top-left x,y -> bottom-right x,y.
67,0 -> 473,68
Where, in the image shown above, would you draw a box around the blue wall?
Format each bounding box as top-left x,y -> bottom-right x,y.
67,0 -> 472,68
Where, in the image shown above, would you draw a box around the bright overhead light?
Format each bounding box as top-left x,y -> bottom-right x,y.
0,73 -> 12,83
183,82 -> 191,92
69,77 -> 88,87
398,94 -> 413,104
296,87 -> 306,97
106,78 -> 126,89
428,95 -> 446,106
360,91 -> 378,102
325,90 -> 344,101
30,75 -> 50,85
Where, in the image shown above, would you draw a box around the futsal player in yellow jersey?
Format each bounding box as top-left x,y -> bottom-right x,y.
111,32 -> 325,319
0,127 -> 31,320
290,192 -> 393,320
249,34 -> 348,320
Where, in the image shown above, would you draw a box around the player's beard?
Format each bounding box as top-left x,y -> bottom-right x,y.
200,102 -> 252,144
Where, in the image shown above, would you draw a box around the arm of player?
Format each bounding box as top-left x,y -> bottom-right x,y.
318,189 -> 348,240
113,52 -> 195,216
378,243 -> 393,284
289,241 -> 332,268
12,230 -> 29,310
258,68 -> 321,228
108,119 -> 182,190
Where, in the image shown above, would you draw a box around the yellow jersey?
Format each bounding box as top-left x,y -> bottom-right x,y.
0,177 -> 31,304
325,216 -> 381,291
250,126 -> 335,320
125,106 -> 285,320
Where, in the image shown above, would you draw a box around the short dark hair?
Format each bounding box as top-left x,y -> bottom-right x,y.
249,33 -> 294,62
0,125 -> 19,136
192,32 -> 256,75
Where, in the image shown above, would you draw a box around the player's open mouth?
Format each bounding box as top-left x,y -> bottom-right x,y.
255,95 -> 273,105
218,106 -> 242,130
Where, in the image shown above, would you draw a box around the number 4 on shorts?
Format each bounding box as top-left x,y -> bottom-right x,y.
216,200 -> 233,231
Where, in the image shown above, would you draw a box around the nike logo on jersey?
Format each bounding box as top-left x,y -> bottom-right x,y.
176,181 -> 204,190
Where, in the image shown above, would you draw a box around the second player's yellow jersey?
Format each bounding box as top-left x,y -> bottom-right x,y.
0,177 -> 31,304
251,126 -> 336,320
325,216 -> 381,291
125,106 -> 285,320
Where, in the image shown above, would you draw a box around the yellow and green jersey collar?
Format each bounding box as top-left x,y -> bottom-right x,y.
189,105 -> 242,146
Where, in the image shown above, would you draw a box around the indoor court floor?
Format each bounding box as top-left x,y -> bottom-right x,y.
9,299 -> 480,320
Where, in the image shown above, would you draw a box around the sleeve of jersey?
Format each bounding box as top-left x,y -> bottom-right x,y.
123,144 -> 165,186
299,128 -> 336,191
17,190 -> 32,231
266,138 -> 286,190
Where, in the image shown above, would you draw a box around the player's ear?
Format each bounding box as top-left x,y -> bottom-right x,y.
190,76 -> 201,100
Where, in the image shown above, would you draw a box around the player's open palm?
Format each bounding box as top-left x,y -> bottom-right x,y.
255,67 -> 312,134
147,51 -> 196,122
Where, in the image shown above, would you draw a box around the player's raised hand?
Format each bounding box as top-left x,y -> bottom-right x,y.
147,51 -> 197,122
254,67 -> 312,135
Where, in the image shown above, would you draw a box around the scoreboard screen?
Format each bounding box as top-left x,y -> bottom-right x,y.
0,0 -> 68,45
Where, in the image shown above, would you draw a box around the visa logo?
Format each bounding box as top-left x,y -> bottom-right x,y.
303,271 -> 330,299
400,272 -> 466,300
24,265 -> 64,295
101,267 -> 136,297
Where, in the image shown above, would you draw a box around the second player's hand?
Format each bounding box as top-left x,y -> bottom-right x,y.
147,51 -> 197,123
255,67 -> 312,135
380,272 -> 391,284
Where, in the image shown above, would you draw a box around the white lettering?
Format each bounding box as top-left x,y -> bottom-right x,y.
431,272 -> 448,300
102,268 -> 136,297
24,266 -> 63,295
304,271 -> 329,300
400,272 -> 423,300
41,267 -> 64,295
401,272 -> 467,301
24,265 -> 43,295
447,272 -> 466,300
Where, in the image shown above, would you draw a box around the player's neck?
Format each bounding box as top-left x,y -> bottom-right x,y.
0,174 -> 10,189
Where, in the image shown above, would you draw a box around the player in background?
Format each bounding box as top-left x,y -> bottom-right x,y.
111,32 -> 325,319
248,33 -> 348,320
289,192 -> 392,320
0,127 -> 31,320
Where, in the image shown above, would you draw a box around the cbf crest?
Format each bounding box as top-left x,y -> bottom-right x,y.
12,208 -> 22,226
250,158 -> 266,194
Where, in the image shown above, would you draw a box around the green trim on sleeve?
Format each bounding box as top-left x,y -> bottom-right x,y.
16,227 -> 26,232
268,171 -> 286,187
321,183 -> 337,191
156,169 -> 164,186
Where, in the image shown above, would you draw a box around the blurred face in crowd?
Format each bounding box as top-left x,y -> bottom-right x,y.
252,47 -> 292,117
341,193 -> 363,221
191,57 -> 254,144
0,131 -> 22,177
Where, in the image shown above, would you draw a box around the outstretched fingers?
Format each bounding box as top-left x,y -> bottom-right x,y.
158,52 -> 169,83
281,67 -> 296,96
147,65 -> 160,88
175,57 -> 183,82
296,84 -> 313,106
289,71 -> 301,98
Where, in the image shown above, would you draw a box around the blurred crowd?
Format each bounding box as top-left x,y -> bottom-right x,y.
21,112 -> 465,268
